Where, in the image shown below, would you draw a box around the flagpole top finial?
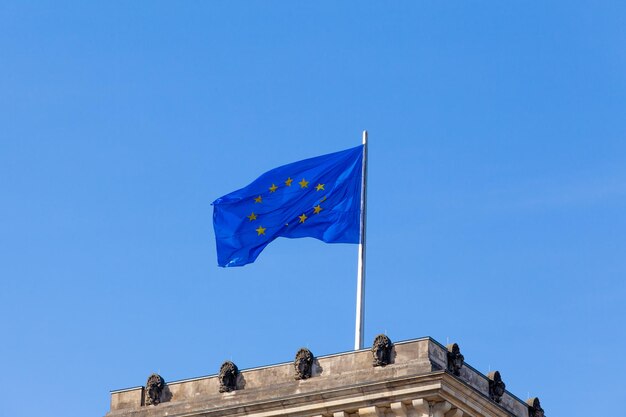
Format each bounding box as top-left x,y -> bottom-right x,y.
362,130 -> 368,144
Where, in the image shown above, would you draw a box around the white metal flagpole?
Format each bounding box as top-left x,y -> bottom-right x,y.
354,130 -> 368,350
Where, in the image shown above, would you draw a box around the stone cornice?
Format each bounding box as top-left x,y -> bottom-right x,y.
106,337 -> 536,417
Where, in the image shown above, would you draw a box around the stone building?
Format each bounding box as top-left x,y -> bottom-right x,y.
105,336 -> 545,417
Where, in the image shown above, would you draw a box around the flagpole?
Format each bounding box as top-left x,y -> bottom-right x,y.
354,130 -> 368,350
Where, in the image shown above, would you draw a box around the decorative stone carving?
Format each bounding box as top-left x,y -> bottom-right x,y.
219,361 -> 239,392
446,343 -> 464,376
144,373 -> 164,406
294,348 -> 314,380
371,334 -> 393,367
527,397 -> 545,417
487,370 -> 506,403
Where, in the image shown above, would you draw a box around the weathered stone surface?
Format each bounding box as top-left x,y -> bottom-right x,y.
106,338 -> 535,417
110,388 -> 142,411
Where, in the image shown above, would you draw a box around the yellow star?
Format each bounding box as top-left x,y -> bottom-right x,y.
247,212 -> 257,221
313,205 -> 322,214
269,184 -> 278,193
254,195 -> 262,203
315,183 -> 325,191
285,177 -> 293,187
255,225 -> 266,235
298,213 -> 308,223
320,196 -> 327,202
299,178 -> 309,188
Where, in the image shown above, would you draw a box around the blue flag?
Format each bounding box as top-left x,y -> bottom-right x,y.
212,145 -> 363,267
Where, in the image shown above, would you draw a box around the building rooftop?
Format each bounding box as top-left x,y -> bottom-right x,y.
106,336 -> 545,417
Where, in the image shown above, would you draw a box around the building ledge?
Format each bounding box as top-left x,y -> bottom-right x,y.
107,337 -> 539,417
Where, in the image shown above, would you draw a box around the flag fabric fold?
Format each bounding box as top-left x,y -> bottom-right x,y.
212,145 -> 363,267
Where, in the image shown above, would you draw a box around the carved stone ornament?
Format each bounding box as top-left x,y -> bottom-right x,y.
294,348 -> 314,380
487,370 -> 506,403
446,343 -> 464,376
526,397 -> 545,417
144,373 -> 165,406
371,334 -> 393,367
219,361 -> 239,393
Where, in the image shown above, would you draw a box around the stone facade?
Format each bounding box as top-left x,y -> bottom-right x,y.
106,337 -> 543,417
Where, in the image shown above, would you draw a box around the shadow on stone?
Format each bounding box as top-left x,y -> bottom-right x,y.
236,373 -> 246,390
161,385 -> 173,403
311,358 -> 324,377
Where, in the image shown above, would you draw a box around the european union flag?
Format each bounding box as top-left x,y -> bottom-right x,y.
212,145 -> 363,267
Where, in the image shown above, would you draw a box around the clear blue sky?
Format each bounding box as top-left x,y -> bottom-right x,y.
1,2 -> 625,416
